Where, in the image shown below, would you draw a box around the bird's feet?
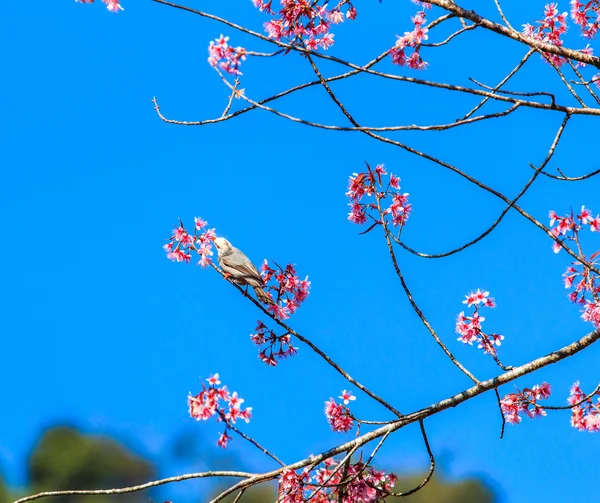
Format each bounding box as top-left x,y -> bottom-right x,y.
223,272 -> 232,280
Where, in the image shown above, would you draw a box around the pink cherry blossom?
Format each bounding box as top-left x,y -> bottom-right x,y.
339,389 -> 356,405
347,163 -> 412,230
500,383 -> 552,424
188,374 -> 252,448
217,432 -> 232,448
571,0 -> 600,38
252,0 -> 356,51
523,4 -> 568,66
390,9 -> 428,69
76,0 -> 123,12
569,381 -> 600,431
251,321 -> 299,366
324,398 -> 354,433
208,35 -> 247,75
456,290 -> 503,355
278,458 -> 396,503
206,373 -> 221,386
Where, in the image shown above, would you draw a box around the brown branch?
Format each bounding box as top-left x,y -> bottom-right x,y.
394,113 -> 571,259
459,49 -> 534,121
206,326 -> 600,502
378,200 -> 479,383
529,163 -> 600,182
494,388 -> 507,439
388,420 -> 435,497
210,264 -> 404,419
568,60 -> 600,105
423,0 -> 600,68
12,471 -> 256,503
151,1 -> 600,118
423,22 -> 479,47
219,413 -> 285,466
16,328 -> 600,503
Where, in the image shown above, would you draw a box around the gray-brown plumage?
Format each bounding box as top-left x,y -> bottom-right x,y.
213,237 -> 275,305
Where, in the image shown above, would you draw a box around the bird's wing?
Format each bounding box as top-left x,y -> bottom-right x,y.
221,249 -> 264,285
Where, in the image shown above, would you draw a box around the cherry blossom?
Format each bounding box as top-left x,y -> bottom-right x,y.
251,320 -> 298,366
339,389 -> 356,405
548,205 -> 599,253
523,3 -> 568,66
164,218 -> 215,268
569,381 -> 600,431
253,0 -> 357,51
570,0 -> 600,38
324,397 -> 354,433
500,383 -> 552,424
208,35 -> 247,75
278,457 -> 397,503
76,0 -> 123,12
390,9 -> 428,69
347,162 -> 412,231
188,374 -> 252,448
456,290 -> 504,355
261,261 -> 311,320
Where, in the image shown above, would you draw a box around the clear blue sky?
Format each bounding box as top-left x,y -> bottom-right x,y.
1,1 -> 599,502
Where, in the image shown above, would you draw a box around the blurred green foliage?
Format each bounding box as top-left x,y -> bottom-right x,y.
0,426 -> 495,503
28,426 -> 154,503
391,473 -> 494,502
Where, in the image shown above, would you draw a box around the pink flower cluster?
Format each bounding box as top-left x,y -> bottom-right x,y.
252,0 -> 357,51
549,205 -> 600,253
563,254 -> 600,328
569,381 -> 600,431
208,35 -> 247,75
164,217 -> 216,267
523,3 -> 568,66
500,383 -> 552,424
188,373 -> 252,448
278,457 -> 397,503
75,0 -> 123,12
390,9 -> 429,69
456,290 -> 504,355
250,320 -> 298,366
347,163 -> 411,228
324,391 -> 356,433
261,261 -> 311,320
571,0 -> 600,38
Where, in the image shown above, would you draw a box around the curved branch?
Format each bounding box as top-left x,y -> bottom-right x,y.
210,264 -> 404,419
388,419 -> 435,497
394,113 -> 571,259
12,471 -> 256,503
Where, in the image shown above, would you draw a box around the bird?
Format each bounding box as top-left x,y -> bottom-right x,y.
212,237 -> 275,305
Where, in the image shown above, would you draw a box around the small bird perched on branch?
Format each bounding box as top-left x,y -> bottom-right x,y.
213,237 -> 275,305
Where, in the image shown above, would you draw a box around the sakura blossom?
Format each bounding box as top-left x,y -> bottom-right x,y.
500,383 -> 552,424
252,0 -> 357,51
570,0 -> 600,39
164,217 -> 215,268
188,374 -> 252,448
569,381 -> 600,431
75,0 -> 123,12
523,3 -> 568,66
251,320 -> 299,366
208,35 -> 247,75
324,397 -> 354,433
456,290 -> 504,355
347,162 -> 412,231
390,9 -> 428,69
339,389 -> 356,405
278,458 -> 397,503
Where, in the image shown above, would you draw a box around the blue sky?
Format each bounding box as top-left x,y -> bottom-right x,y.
1,1 -> 599,502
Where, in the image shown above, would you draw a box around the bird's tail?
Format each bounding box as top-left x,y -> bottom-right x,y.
254,286 -> 275,305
